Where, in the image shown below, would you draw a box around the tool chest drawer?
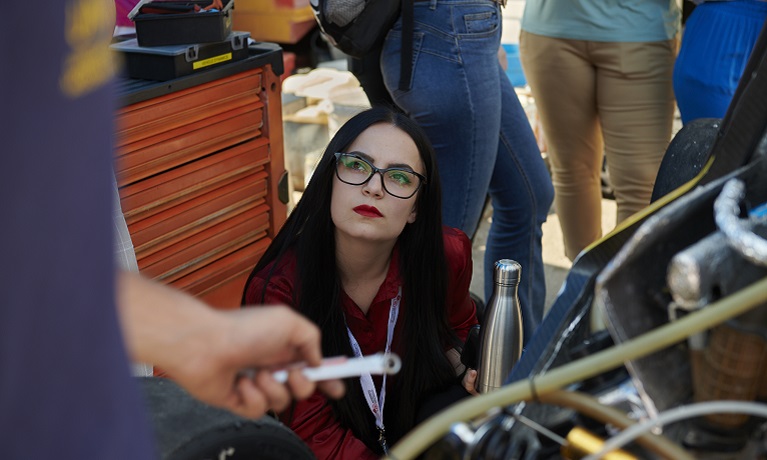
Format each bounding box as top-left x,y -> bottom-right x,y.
114,45 -> 287,309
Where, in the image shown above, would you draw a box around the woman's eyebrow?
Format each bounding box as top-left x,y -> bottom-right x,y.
349,150 -> 416,170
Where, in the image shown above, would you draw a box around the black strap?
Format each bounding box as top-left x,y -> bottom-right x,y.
399,0 -> 414,91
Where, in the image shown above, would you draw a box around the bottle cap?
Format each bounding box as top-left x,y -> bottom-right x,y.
493,259 -> 521,285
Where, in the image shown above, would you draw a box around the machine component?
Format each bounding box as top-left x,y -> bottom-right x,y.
666,179 -> 767,448
693,323 -> 767,430
496,414 -> 640,460
562,427 -> 636,460
427,410 -> 639,460
402,166 -> 767,460
714,179 -> 767,267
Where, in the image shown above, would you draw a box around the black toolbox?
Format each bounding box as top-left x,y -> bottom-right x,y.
115,42 -> 284,106
130,0 -> 234,47
111,31 -> 250,81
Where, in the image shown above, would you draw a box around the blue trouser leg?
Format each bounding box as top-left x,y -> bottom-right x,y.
382,0 -> 553,341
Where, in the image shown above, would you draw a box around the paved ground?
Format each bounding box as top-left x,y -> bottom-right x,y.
469,198 -> 618,313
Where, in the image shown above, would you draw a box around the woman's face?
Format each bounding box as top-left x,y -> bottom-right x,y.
331,123 -> 425,245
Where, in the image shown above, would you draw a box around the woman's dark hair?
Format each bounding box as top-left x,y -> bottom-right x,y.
242,106 -> 459,452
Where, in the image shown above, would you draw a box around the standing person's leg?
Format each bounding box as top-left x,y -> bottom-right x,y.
520,32 -> 602,261
595,39 -> 677,225
485,68 -> 553,339
674,1 -> 767,124
381,0 -> 503,239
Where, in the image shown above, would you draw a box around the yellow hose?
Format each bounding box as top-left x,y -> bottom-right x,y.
385,276 -> 767,460
541,390 -> 694,460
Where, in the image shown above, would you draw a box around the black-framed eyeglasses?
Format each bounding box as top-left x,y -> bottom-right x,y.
334,152 -> 426,199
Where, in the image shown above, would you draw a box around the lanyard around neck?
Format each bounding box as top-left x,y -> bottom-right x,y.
346,286 -> 401,454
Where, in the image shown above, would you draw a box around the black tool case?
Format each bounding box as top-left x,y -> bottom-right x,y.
111,31 -> 250,81
130,0 -> 234,47
114,42 -> 284,106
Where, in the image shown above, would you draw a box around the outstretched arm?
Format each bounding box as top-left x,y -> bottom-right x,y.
116,270 -> 344,419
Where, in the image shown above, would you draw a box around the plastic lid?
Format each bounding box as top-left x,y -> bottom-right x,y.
493,259 -> 521,285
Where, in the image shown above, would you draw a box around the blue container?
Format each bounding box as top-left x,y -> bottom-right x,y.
502,43 -> 527,87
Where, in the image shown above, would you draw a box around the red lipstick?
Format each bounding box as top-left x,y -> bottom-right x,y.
353,205 -> 383,218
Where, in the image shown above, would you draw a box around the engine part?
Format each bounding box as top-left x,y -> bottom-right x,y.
562,426 -> 636,460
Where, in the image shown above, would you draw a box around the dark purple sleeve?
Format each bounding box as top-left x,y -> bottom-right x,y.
0,2 -> 155,458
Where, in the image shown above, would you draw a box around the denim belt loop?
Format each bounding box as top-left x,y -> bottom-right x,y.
429,0 -> 436,10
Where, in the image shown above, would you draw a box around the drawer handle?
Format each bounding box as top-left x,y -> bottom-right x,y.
278,171 -> 290,205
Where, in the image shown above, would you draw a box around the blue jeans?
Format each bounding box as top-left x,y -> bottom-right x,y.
380,0 -> 554,341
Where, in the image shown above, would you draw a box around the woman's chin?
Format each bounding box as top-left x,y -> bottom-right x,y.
337,225 -> 401,245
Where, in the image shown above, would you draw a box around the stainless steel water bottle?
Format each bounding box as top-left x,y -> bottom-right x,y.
476,259 -> 524,393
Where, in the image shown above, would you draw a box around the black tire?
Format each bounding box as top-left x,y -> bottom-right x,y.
651,118 -> 721,203
138,377 -> 315,460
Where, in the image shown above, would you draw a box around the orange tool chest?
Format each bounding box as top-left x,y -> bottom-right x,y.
114,43 -> 288,309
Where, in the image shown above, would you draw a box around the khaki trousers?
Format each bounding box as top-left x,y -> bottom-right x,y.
520,31 -> 678,260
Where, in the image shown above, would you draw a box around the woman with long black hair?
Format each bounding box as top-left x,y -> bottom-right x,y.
242,107 -> 478,459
